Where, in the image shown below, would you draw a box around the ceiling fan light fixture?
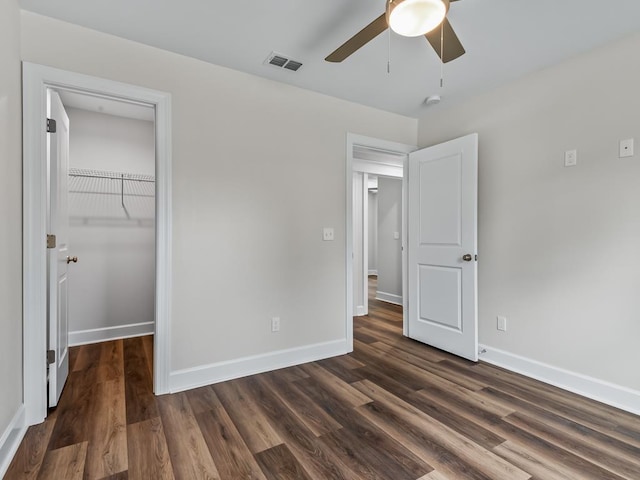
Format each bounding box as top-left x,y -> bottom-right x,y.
388,0 -> 447,37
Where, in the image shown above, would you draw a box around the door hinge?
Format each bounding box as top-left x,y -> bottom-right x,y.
47,234 -> 56,249
47,349 -> 56,365
46,118 -> 57,133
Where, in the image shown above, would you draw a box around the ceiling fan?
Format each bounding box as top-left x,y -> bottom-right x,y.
325,0 -> 465,64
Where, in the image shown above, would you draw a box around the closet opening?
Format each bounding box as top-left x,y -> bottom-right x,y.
49,89 -> 157,409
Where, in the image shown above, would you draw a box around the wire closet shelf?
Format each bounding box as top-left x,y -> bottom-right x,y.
68,168 -> 155,226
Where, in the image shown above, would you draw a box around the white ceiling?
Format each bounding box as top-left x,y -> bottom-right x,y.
20,0 -> 640,118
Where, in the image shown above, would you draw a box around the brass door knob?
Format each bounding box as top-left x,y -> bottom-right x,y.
66,256 -> 78,264
462,254 -> 473,262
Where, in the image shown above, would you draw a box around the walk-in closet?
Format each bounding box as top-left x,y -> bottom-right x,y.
64,98 -> 156,346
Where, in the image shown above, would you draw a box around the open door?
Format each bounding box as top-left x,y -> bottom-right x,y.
406,134 -> 478,361
47,90 -> 71,407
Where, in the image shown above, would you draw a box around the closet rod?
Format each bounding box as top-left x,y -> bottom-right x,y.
68,172 -> 155,183
67,191 -> 154,198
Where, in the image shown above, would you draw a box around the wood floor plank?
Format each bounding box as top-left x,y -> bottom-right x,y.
37,442 -> 87,480
85,379 -> 128,479
4,414 -> 57,479
368,341 -> 488,391
318,425 -> 432,480
353,327 -> 380,344
245,375 -> 366,480
123,337 -> 159,425
489,418 -> 628,480
213,379 -> 283,454
185,385 -> 224,415
196,406 -> 268,480
472,364 -> 640,446
98,340 -> 125,383
126,418 -> 174,480
254,444 -> 312,480
480,386 -> 640,450
9,277 -> 640,480
418,472 -> 455,480
483,385 -> 640,461
299,363 -> 371,407
407,389 -> 506,449
504,411 -> 640,479
157,392 -> 220,479
492,440 -> 577,480
260,371 -> 343,437
293,374 -> 435,479
316,355 -> 366,383
141,334 -> 154,376
100,472 -> 129,480
47,369 -> 98,449
72,342 -> 103,372
356,400 -> 494,480
353,380 -> 532,480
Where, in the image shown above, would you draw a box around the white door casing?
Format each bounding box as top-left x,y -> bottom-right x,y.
47,90 -> 70,407
407,133 -> 478,361
346,133 -> 416,350
23,62 -> 172,425
353,171 -> 367,317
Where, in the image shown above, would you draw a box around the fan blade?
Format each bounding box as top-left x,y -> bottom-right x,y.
425,17 -> 465,63
325,13 -> 388,63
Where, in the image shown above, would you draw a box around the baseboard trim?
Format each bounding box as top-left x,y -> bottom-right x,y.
69,322 -> 155,346
479,344 -> 640,416
355,305 -> 366,317
375,291 -> 403,305
368,270 -> 378,276
0,405 -> 26,479
169,339 -> 349,393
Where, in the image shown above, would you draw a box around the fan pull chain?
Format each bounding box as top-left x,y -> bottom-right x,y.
440,23 -> 444,88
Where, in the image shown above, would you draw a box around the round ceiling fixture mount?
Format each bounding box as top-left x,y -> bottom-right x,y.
424,94 -> 442,106
387,0 -> 447,37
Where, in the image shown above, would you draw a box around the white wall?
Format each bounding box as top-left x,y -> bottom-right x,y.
66,108 -> 155,339
418,32 -> 640,392
0,0 -> 24,472
20,12 -> 418,379
368,191 -> 378,275
376,177 -> 403,304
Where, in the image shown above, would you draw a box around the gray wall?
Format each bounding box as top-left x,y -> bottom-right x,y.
21,11 -> 418,373
418,32 -> 640,391
376,177 -> 403,304
0,0 -> 23,462
67,108 -> 155,336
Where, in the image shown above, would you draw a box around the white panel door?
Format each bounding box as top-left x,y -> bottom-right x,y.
48,90 -> 71,407
407,134 -> 478,361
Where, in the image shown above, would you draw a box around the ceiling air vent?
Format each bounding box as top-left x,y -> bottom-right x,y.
264,52 -> 303,72
283,60 -> 303,72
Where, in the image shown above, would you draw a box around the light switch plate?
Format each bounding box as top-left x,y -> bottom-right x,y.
620,138 -> 634,158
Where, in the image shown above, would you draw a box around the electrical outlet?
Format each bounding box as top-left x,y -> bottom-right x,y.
497,315 -> 507,332
323,227 -> 334,241
271,317 -> 280,332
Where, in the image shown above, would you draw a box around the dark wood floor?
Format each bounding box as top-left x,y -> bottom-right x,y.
7,278 -> 640,479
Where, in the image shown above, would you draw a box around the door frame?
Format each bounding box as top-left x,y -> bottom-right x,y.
345,133 -> 415,349
22,62 -> 173,425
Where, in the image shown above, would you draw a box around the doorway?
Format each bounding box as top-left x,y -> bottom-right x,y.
345,133 -> 416,349
22,63 -> 172,426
